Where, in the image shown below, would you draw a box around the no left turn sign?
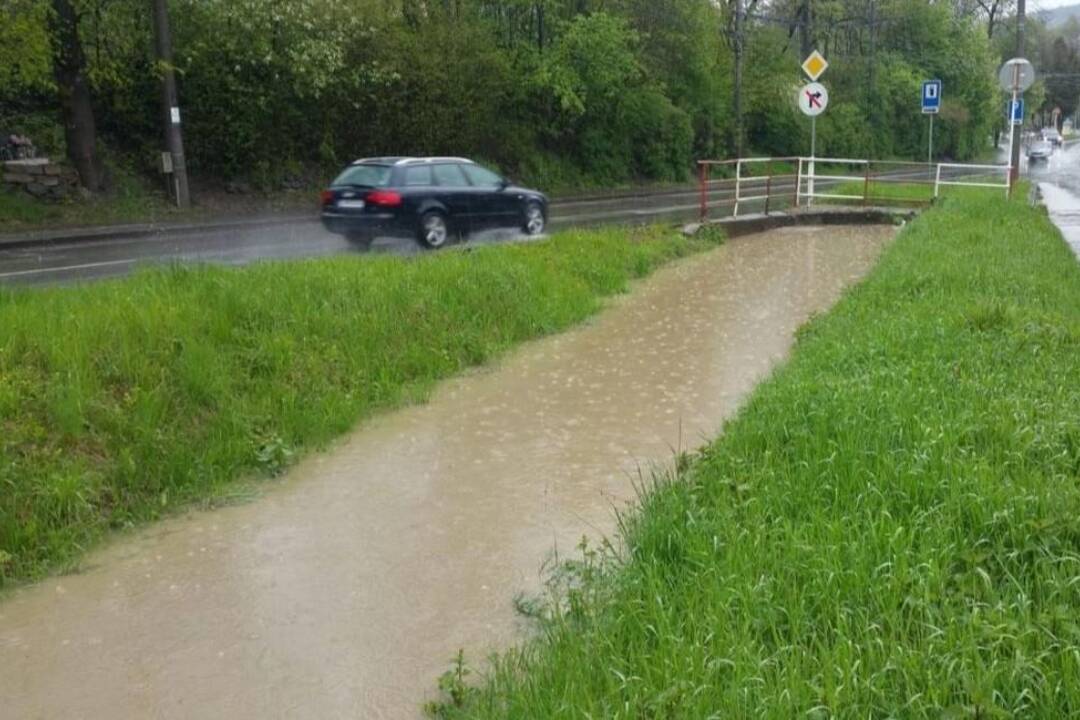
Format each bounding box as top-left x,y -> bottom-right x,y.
799,82 -> 829,117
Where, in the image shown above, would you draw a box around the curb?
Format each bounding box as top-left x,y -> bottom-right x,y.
0,213 -> 319,251
683,207 -> 918,239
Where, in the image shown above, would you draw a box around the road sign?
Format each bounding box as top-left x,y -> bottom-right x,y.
998,58 -> 1035,92
802,51 -> 828,82
799,82 -> 829,116
922,80 -> 942,114
1008,98 -> 1025,125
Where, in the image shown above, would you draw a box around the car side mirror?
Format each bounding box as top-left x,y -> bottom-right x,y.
498,179 -> 510,190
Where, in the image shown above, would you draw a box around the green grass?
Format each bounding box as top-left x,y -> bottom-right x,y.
0,226 -> 718,586
430,189 -> 1080,717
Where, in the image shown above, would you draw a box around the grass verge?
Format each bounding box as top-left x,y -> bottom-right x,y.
0,226 -> 718,586
430,189 -> 1080,717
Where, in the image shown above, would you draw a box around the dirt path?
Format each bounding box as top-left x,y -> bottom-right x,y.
0,225 -> 894,719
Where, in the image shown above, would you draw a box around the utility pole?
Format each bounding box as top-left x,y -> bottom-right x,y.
867,0 -> 877,154
1010,0 -> 1026,186
733,0 -> 745,157
799,0 -> 813,60
152,0 -> 190,208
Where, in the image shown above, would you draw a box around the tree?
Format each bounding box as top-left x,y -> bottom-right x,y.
49,0 -> 103,190
974,0 -> 1015,39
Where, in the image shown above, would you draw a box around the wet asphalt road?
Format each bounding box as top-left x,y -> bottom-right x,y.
0,157 -> 1056,286
0,185 -> 739,286
1030,141 -> 1080,259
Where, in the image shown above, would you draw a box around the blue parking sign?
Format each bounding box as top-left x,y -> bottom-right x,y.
1008,98 -> 1024,125
922,80 -> 942,114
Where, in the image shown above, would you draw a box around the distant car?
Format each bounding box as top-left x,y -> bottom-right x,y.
1028,140 -> 1054,161
1042,127 -> 1064,147
320,157 -> 549,249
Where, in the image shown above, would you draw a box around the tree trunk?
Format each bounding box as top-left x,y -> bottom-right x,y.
50,0 -> 102,191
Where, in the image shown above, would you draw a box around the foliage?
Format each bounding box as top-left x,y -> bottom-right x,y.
0,0 -> 1008,195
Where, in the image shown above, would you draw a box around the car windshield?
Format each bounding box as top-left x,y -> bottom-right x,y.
332,164 -> 392,188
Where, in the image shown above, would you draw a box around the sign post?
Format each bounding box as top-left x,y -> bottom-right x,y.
800,51 -> 829,207
999,58 -> 1035,190
922,80 -> 942,169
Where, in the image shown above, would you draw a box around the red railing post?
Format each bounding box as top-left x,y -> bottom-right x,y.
699,163 -> 709,222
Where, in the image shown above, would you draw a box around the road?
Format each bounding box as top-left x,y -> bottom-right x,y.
0,185 -> 733,286
0,162 -> 1006,286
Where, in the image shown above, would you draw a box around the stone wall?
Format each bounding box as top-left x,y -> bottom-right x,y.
2,159 -> 80,200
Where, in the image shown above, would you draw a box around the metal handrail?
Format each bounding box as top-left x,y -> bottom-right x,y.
698,156 -> 1014,221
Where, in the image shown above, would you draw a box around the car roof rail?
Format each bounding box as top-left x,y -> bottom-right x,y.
396,157 -> 474,166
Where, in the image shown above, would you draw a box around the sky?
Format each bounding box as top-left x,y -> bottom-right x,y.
1032,0 -> 1080,10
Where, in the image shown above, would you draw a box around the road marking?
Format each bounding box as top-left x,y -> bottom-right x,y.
0,257 -> 140,279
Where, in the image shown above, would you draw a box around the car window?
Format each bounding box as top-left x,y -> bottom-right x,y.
432,164 -> 470,188
403,166 -> 433,186
461,164 -> 504,188
332,164 -> 392,188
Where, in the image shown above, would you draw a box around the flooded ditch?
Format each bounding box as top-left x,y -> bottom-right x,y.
0,225 -> 895,719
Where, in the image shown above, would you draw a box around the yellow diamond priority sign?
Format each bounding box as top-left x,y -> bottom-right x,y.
802,51 -> 828,82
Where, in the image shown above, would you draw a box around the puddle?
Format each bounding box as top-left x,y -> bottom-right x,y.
0,225 -> 894,719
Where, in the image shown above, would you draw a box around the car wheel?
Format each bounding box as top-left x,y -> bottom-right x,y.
418,211 -> 451,249
522,202 -> 546,236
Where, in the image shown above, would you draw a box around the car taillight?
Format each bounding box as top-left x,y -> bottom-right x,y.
366,190 -> 403,207
320,190 -> 334,207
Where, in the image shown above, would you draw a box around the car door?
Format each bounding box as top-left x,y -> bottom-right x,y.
431,163 -> 474,233
461,163 -> 519,229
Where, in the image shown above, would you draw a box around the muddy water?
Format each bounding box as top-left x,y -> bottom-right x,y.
0,225 -> 894,719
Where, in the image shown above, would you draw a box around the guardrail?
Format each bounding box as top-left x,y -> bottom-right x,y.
698,157 -> 1013,221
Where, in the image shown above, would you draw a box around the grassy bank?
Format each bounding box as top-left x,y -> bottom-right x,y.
434,190 -> 1080,717
0,226 -> 718,586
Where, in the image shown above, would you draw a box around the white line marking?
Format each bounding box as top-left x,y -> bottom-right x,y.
0,257 -> 139,279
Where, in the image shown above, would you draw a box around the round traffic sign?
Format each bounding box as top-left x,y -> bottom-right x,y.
998,58 -> 1035,92
799,82 -> 829,117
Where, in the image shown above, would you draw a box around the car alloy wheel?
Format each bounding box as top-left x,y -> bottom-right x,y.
421,212 -> 449,248
524,203 -> 545,236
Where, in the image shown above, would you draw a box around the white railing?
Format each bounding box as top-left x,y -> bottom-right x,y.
698,157 -> 1013,220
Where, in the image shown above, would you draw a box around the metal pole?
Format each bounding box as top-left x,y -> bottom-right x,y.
928,115 -> 934,168
152,0 -> 190,209
1008,82 -> 1019,196
1009,0 -> 1026,188
765,175 -> 772,215
795,157 -> 803,208
808,117 -> 816,208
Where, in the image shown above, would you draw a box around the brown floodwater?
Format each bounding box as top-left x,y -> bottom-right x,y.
0,225 -> 894,719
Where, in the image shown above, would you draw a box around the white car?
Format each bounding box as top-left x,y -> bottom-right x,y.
1028,140 -> 1054,161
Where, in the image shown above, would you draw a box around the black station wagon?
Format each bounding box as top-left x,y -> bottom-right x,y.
320,157 -> 549,249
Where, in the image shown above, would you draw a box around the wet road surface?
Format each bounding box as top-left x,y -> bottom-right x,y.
0,186 -> 734,286
1029,141 -> 1080,260
0,225 -> 894,719
0,167 -> 954,286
